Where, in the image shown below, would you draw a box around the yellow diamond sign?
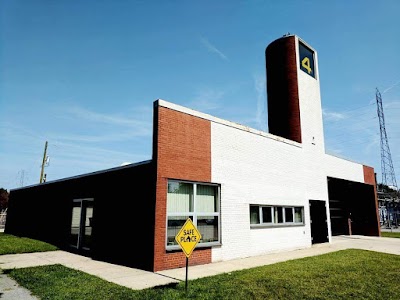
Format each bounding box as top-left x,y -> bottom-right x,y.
175,218 -> 202,258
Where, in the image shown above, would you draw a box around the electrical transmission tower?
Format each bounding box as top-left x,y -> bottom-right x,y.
376,88 -> 398,227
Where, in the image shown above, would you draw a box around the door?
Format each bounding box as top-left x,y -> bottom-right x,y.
309,200 -> 328,244
69,199 -> 94,251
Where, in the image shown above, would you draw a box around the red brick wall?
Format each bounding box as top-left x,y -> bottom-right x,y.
363,165 -> 375,185
363,165 -> 381,236
153,105 -> 212,271
160,248 -> 211,270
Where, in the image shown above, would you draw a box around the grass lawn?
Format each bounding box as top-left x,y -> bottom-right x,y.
381,231 -> 400,239
6,249 -> 400,300
0,233 -> 58,255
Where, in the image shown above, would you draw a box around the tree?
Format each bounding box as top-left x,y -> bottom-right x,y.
0,188 -> 9,211
377,183 -> 398,194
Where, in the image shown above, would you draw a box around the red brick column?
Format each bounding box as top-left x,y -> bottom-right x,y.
153,104 -> 212,271
266,35 -> 302,143
363,165 -> 381,236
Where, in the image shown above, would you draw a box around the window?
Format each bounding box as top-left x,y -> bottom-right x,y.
166,180 -> 220,250
285,207 -> 294,223
294,207 -> 303,223
299,41 -> 316,78
69,198 -> 94,250
262,207 -> 273,223
250,205 -> 304,227
275,207 -> 284,223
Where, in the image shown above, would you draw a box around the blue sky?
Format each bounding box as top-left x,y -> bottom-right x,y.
1,0 -> 399,190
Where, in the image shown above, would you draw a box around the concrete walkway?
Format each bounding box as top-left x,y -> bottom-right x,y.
159,235 -> 400,280
0,235 -> 399,296
0,251 -> 179,291
0,271 -> 39,300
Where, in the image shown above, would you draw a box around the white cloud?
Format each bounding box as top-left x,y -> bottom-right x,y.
382,80 -> 400,94
322,109 -> 347,121
384,100 -> 400,109
52,105 -> 153,143
0,103 -> 154,189
253,73 -> 267,131
187,87 -> 224,112
52,131 -> 150,143
31,140 -> 151,187
200,37 -> 228,61
49,141 -> 146,161
66,106 -> 151,128
323,93 -> 400,187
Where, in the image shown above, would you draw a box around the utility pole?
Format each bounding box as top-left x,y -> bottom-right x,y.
39,141 -> 48,184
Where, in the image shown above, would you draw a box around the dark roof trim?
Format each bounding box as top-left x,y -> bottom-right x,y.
10,159 -> 153,192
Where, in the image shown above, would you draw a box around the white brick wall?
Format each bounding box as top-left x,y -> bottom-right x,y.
324,154 -> 365,183
158,35 -> 368,264
160,80 -> 366,263
296,36 -> 325,156
209,119 -> 366,263
205,37 -> 366,263
211,122 -> 311,261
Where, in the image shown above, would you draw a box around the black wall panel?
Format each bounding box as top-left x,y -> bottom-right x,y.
6,161 -> 156,271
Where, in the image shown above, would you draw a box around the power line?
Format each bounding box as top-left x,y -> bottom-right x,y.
325,128 -> 379,139
326,138 -> 379,148
382,79 -> 400,94
324,102 -> 375,115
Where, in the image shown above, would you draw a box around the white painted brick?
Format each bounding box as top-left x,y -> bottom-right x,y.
211,122 -> 311,261
324,154 -> 365,183
159,36 -> 368,265
207,37 -> 366,263
209,118 -> 365,263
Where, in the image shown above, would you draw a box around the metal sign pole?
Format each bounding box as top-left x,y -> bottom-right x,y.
175,218 -> 201,294
185,257 -> 189,292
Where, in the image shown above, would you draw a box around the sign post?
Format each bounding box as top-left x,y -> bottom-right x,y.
175,218 -> 202,292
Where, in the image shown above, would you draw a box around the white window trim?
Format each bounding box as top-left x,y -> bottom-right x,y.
166,180 -> 221,251
250,204 -> 305,228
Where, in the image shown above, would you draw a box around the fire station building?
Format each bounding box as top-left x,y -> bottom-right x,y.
6,35 -> 380,272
